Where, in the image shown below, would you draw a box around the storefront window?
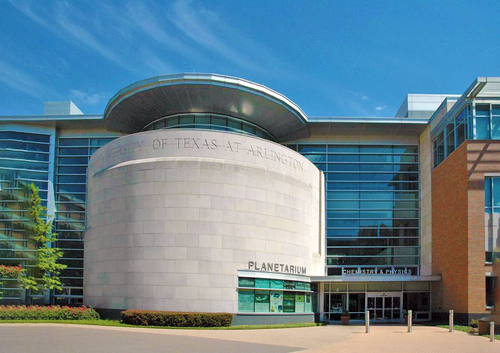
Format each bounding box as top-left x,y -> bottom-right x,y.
237,278 -> 312,313
255,278 -> 270,289
295,294 -> 305,312
305,294 -> 312,312
238,277 -> 255,288
283,293 -> 295,312
255,290 -> 270,312
238,290 -> 255,312
271,279 -> 284,289
270,291 -> 283,313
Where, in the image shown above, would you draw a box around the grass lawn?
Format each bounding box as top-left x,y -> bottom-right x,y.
0,319 -> 324,330
437,324 -> 500,340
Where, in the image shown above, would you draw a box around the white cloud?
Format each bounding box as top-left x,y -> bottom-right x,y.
0,59 -> 52,99
7,0 -> 49,28
140,49 -> 177,75
53,5 -> 134,72
347,90 -> 369,101
69,90 -> 105,105
170,0 -> 288,75
125,1 -> 196,58
375,106 -> 387,111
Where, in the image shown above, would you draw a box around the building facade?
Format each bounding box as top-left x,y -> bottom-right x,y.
0,74 -> 498,324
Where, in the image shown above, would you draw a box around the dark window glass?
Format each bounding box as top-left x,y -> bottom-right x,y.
90,138 -> 115,147
328,146 -> 359,153
456,122 -> 466,146
0,141 -> 50,152
360,154 -> 393,163
359,146 -> 393,154
1,149 -> 49,162
57,157 -> 88,165
486,277 -> 497,307
476,117 -> 490,139
446,122 -> 455,156
493,178 -> 500,207
298,145 -> 326,153
492,117 -> 500,139
0,131 -> 50,143
58,166 -> 87,174
327,191 -> 360,200
303,154 -> 327,163
328,154 -> 360,162
227,120 -> 242,130
327,256 -> 419,266
58,148 -> 88,156
485,178 -> 492,213
476,104 -> 490,117
59,139 -> 88,146
393,146 -> 418,154
57,175 -> 86,184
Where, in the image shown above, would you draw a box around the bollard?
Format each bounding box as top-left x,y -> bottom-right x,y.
449,310 -> 454,333
365,311 -> 370,333
491,322 -> 495,342
407,310 -> 412,333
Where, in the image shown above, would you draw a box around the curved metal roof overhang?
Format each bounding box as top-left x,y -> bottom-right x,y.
104,73 -> 310,142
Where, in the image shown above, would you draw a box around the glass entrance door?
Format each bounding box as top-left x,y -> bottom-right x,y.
366,293 -> 403,322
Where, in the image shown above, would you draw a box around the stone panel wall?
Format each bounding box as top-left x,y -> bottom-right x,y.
84,130 -> 324,313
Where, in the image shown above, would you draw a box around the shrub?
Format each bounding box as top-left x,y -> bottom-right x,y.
0,265 -> 24,278
0,305 -> 100,320
470,319 -> 479,328
121,310 -> 233,327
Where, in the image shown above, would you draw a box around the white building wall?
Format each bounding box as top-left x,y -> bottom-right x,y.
84,130 -> 324,313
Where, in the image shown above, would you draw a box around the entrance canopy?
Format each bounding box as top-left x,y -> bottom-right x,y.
311,275 -> 442,282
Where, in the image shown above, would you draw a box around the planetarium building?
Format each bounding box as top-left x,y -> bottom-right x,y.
1,74 -> 499,324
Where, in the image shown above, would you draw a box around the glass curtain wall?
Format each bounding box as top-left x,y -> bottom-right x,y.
433,106 -> 469,168
54,137 -> 115,304
289,144 -> 420,276
433,104 -> 500,168
0,131 -> 51,303
142,113 -> 276,141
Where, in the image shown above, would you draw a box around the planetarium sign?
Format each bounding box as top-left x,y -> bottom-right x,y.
247,261 -> 307,275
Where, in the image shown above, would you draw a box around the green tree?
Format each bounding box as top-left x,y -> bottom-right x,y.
22,184 -> 66,293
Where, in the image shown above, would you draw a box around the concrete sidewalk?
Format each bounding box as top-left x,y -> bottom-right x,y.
0,323 -> 498,352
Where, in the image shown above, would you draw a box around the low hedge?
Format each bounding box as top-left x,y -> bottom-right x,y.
0,305 -> 100,320
121,310 -> 233,327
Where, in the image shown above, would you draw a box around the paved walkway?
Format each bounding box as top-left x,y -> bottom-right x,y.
0,324 -> 498,353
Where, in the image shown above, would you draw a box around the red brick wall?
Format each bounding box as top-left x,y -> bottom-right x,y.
432,140 -> 497,315
466,141 -> 497,313
432,142 -> 469,313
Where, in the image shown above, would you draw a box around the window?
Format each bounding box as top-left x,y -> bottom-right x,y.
485,178 -> 492,213
446,122 -> 455,156
237,278 -> 313,313
238,290 -> 255,312
486,277 -> 497,308
485,177 -> 500,213
433,132 -> 445,167
141,113 -> 276,141
291,143 -> 420,275
475,104 -> 491,139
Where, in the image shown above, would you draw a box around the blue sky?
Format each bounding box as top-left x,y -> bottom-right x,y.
1,0 -> 500,117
